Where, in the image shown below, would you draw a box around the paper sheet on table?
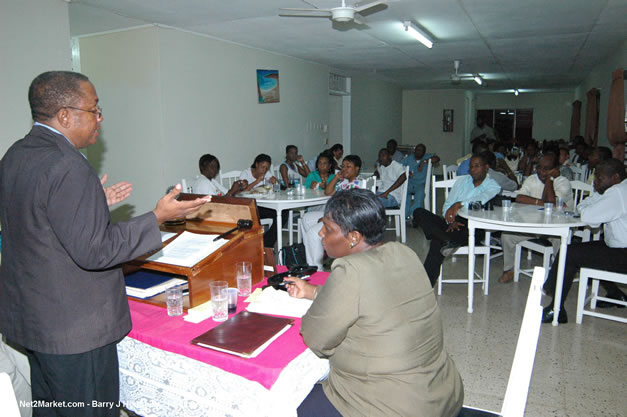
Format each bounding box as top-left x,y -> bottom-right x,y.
160,231 -> 177,242
184,300 -> 214,323
147,231 -> 228,267
246,287 -> 313,318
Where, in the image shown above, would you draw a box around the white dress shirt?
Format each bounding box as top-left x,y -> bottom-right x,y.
518,174 -> 573,209
578,179 -> 627,248
191,176 -> 228,195
377,160 -> 405,202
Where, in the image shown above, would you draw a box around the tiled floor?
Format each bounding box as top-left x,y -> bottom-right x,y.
400,224 -> 626,417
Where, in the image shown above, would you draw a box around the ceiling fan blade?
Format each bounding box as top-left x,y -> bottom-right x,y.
354,1 -> 386,13
353,13 -> 367,25
278,8 -> 331,13
279,9 -> 332,18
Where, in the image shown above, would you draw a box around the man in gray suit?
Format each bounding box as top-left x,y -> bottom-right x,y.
0,71 -> 209,417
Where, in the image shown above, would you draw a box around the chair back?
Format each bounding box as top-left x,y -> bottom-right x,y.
431,176 -> 458,214
500,267 -> 544,417
443,164 -> 458,180
219,170 -> 242,187
571,164 -> 590,182
397,166 -> 410,213
363,175 -> 377,193
423,159 -> 433,209
570,180 -> 593,206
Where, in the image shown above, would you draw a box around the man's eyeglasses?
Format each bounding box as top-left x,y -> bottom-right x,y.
64,105 -> 103,119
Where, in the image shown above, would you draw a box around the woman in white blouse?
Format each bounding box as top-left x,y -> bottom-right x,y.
239,153 -> 277,191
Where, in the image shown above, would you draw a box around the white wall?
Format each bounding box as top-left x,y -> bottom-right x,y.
576,39 -> 627,147
402,89 -> 466,166
0,0 -> 72,155
351,75 -> 402,170
474,91 -> 575,142
79,26 -> 332,215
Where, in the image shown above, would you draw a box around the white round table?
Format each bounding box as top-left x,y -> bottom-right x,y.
459,203 -> 586,325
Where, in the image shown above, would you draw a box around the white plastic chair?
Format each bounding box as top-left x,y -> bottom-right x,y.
430,176 -> 492,295
460,267 -> 544,417
570,164 -> 590,182
219,170 -> 242,188
570,180 -> 599,242
363,175 -> 377,193
385,166 -> 410,243
442,164 -> 458,180
422,159 -> 433,209
576,268 -> 627,324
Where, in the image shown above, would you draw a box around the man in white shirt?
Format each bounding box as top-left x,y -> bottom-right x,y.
470,116 -> 496,144
499,153 -> 573,283
374,148 -> 407,208
541,159 -> 627,323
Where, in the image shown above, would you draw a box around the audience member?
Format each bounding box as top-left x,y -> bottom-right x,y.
279,145 -> 310,188
517,140 -> 539,177
413,154 -> 501,286
470,116 -> 496,144
541,159 -> 627,323
374,148 -> 407,208
485,151 -> 518,192
402,143 -> 440,217
192,153 -> 246,196
301,155 -> 364,269
304,151 -> 336,189
386,138 -> 405,162
330,143 -> 344,170
498,153 -> 573,283
286,189 -> 464,417
239,153 -> 277,191
239,153 -> 278,247
457,141 -> 489,176
585,146 -> 612,184
571,141 -> 587,165
0,71 -> 209,416
558,147 -> 574,181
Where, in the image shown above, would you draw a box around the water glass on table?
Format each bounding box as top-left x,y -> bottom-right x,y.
210,280 -> 228,322
166,287 -> 183,317
556,196 -> 564,212
544,202 -> 553,216
236,261 -> 252,297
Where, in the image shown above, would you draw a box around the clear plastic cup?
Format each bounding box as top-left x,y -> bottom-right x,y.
236,261 -> 252,297
166,287 -> 183,317
210,281 -> 228,322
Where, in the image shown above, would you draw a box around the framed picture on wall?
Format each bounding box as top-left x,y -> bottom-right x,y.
443,109 -> 454,132
256,69 -> 280,103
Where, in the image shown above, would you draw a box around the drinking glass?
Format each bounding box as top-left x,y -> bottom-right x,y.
166,287 -> 183,317
210,281 -> 228,322
236,261 -> 252,297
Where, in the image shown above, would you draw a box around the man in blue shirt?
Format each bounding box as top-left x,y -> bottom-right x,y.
402,144 -> 440,218
413,153 -> 501,286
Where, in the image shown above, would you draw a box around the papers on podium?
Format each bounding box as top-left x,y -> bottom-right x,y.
147,231 -> 229,267
191,311 -> 294,359
125,270 -> 186,299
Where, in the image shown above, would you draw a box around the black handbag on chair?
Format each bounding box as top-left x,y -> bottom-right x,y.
279,243 -> 307,268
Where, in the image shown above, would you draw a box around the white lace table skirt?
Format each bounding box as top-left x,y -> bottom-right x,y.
118,337 -> 329,417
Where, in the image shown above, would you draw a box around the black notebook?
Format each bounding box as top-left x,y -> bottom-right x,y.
191,311 -> 294,358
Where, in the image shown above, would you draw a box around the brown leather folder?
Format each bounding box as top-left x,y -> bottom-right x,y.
191,311 -> 294,358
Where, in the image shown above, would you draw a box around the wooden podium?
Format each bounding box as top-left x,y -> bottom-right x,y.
125,195 -> 265,309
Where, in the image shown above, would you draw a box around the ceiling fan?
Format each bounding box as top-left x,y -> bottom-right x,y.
279,0 -> 386,25
450,60 -> 484,85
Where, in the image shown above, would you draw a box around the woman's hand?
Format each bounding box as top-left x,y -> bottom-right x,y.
284,277 -> 317,300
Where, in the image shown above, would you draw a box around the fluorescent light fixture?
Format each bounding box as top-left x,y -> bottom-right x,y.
474,75 -> 483,85
514,89 -> 519,96
403,21 -> 433,49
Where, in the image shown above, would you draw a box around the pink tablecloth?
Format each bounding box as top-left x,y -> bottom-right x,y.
127,268 -> 328,390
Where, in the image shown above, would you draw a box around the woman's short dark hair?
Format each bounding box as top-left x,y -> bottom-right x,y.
251,153 -> 272,168
28,71 -> 90,122
342,154 -> 362,169
324,189 -> 387,245
199,154 -> 219,172
286,145 -> 297,154
316,151 -> 334,175
330,143 -> 343,153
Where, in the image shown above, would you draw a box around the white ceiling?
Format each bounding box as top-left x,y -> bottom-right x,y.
68,0 -> 627,91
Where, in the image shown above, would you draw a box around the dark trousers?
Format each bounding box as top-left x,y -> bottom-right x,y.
543,240 -> 627,307
26,342 -> 120,417
258,207 -> 278,248
414,208 -> 483,286
297,383 -> 343,417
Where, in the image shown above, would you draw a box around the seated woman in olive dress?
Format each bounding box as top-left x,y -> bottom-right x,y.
285,189 -> 464,417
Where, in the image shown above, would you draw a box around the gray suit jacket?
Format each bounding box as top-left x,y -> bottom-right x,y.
302,242 -> 464,417
0,125 -> 161,354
